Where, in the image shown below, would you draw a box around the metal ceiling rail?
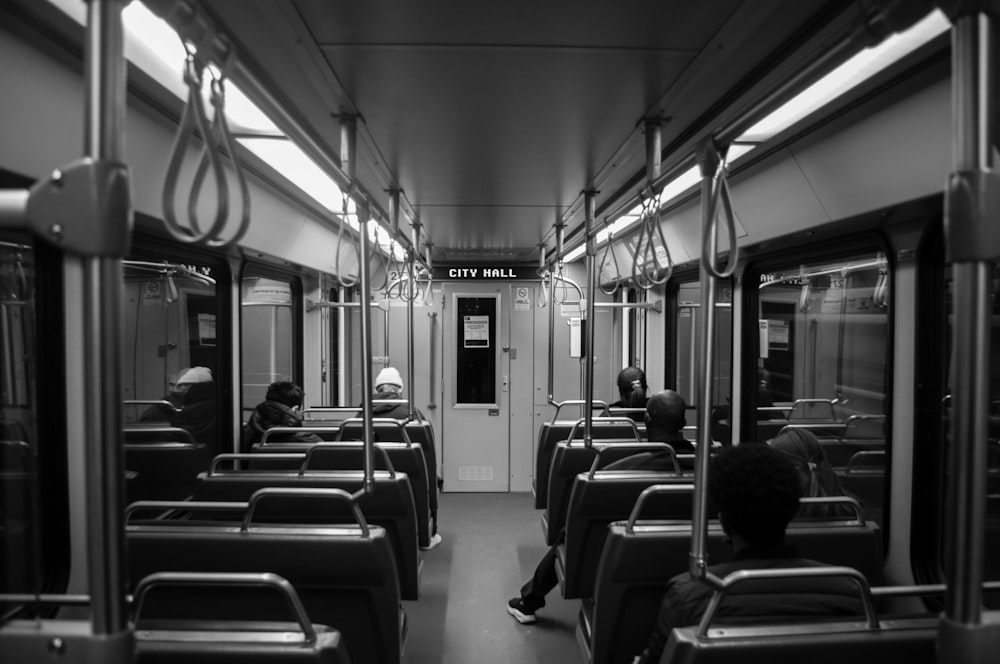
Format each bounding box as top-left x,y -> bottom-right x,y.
141,0 -> 427,271
548,0 -> 936,271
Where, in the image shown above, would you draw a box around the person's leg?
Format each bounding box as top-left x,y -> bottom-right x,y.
518,543 -> 559,611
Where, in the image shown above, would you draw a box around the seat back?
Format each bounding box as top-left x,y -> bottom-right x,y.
126,495 -> 403,664
535,416 -> 641,509
586,495 -> 882,664
124,426 -> 210,501
192,463 -> 421,600
544,441 -> 685,545
662,618 -> 938,664
133,571 -> 353,663
557,473 -> 695,599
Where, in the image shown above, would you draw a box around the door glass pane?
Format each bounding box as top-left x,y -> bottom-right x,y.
241,275 -> 295,415
455,296 -> 497,405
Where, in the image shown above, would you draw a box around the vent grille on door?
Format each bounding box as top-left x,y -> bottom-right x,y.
458,465 -> 494,482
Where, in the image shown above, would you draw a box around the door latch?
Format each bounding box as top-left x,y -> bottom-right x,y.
502,375 -> 509,392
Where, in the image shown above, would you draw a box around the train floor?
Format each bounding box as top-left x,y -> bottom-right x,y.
404,492 -> 580,663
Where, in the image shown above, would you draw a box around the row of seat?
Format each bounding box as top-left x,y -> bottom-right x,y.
124,415 -> 439,664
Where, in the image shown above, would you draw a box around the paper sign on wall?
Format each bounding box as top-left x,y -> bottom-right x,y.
464,315 -> 490,348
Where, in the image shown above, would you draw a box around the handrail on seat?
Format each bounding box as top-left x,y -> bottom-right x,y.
625,483 -> 697,533
242,487 -> 369,535
588,442 -> 679,478
695,566 -> 878,638
845,450 -> 886,471
798,496 -> 866,523
338,417 -> 414,446
787,398 -> 838,421
132,571 -> 318,645
550,400 -> 610,421
568,416 -> 641,445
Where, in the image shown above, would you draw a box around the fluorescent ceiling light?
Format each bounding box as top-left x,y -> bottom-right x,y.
738,9 -> 950,142
562,144 -> 756,262
238,138 -> 351,225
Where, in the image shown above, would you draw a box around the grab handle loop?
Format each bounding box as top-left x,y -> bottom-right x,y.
701,144 -> 739,279
162,38 -> 250,248
334,190 -> 361,288
598,216 -> 622,295
630,189 -> 673,290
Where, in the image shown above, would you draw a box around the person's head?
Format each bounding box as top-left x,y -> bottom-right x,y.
769,428 -> 846,508
375,367 -> 404,395
645,389 -> 687,440
266,381 -> 306,411
616,366 -> 648,408
709,443 -> 801,548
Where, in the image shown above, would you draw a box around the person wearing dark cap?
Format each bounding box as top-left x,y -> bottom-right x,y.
632,444 -> 865,663
242,381 -> 322,451
507,390 -> 693,625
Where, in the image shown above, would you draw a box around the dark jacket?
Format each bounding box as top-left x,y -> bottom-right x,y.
637,544 -> 865,663
242,400 -> 322,451
139,382 -> 217,448
368,390 -> 423,421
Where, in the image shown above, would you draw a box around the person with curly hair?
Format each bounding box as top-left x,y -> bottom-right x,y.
633,443 -> 864,663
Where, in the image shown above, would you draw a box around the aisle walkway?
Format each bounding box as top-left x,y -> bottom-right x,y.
405,492 -> 580,663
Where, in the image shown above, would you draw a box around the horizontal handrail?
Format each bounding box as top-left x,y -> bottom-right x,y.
301,442 -> 395,476
131,571 -> 317,645
844,450 -> 886,471
125,500 -> 247,524
626,483 -> 696,534
798,496 -> 866,523
242,487 -> 369,536
551,400 -> 610,420
209,453 -> 305,475
568,416 -> 641,444
124,399 -> 181,413
696,566 -> 877,637
338,417 -> 413,446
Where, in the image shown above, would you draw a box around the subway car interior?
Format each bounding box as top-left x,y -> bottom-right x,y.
1,0 -> 1000,662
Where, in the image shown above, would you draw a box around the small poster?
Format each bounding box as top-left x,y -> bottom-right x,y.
767,319 -> 789,351
514,287 -> 530,311
464,315 -> 490,348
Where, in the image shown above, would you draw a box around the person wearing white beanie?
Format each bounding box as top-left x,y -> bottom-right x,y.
375,367 -> 404,393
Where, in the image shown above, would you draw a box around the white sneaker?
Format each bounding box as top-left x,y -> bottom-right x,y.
421,533 -> 442,550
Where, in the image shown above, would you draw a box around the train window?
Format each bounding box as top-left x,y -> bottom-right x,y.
123,254 -> 227,457
750,248 -> 890,528
673,279 -> 732,441
241,272 -> 301,417
1,235 -> 67,618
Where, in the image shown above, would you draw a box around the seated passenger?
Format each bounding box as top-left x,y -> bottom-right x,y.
139,366 -> 217,447
633,443 -> 864,663
242,381 -> 322,451
769,428 -> 857,518
139,366 -> 213,421
609,366 -> 649,422
365,366 -> 425,421
364,366 -> 441,550
507,389 -> 691,625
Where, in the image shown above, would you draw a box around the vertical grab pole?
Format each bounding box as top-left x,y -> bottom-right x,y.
689,139 -> 722,582
342,115 -> 374,494
548,225 -> 563,406
940,9 -> 996,659
408,217 -> 419,420
82,0 -> 130,635
583,191 -> 598,446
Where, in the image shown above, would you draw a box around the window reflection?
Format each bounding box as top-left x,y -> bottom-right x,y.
0,239 -> 39,614
755,252 -> 890,528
